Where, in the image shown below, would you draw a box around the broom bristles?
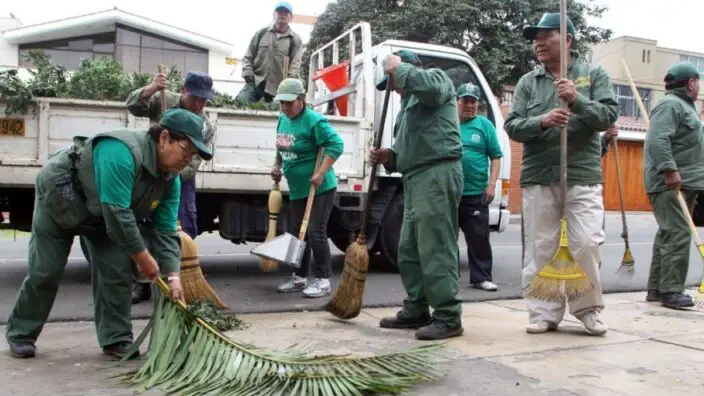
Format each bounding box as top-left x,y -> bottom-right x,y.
525,246 -> 594,302
179,231 -> 228,309
324,237 -> 369,319
615,248 -> 635,279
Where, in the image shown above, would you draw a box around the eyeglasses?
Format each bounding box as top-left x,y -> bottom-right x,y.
177,141 -> 198,158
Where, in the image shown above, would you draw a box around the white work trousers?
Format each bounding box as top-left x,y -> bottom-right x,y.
521,184 -> 605,324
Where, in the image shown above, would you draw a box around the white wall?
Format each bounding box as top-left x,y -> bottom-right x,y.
0,17 -> 21,67
208,49 -> 245,97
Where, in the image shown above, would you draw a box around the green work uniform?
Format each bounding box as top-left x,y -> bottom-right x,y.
505,51 -> 619,187
276,106 -> 345,200
383,62 -> 464,327
5,129 -> 181,349
644,87 -> 704,293
460,115 -> 503,196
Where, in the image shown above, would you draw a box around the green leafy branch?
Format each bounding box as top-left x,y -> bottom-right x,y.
0,49 -> 279,116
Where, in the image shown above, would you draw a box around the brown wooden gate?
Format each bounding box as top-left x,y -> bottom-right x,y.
601,139 -> 652,212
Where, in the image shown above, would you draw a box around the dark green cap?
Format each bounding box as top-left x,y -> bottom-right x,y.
159,108 -> 212,160
665,62 -> 700,84
457,83 -> 482,100
376,49 -> 422,91
523,12 -> 576,40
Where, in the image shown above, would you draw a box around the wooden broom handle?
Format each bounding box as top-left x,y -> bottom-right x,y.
158,64 -> 168,112
298,148 -> 325,239
358,83 -> 392,239
559,0 -> 568,213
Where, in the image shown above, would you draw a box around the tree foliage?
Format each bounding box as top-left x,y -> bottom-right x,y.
302,0 -> 612,97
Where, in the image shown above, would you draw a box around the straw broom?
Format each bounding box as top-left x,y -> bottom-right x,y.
259,56 -> 290,273
155,64 -> 225,308
259,166 -> 283,272
116,277 -> 449,395
324,83 -> 392,320
613,136 -> 635,278
524,0 -> 594,302
178,225 -> 227,309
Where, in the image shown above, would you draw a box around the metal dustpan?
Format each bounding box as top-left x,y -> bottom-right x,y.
251,147 -> 324,269
250,233 -> 306,269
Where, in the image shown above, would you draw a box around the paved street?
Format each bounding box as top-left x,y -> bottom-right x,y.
0,212 -> 701,324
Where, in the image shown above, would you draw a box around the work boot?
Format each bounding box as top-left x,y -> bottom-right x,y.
660,292 -> 695,309
415,320 -> 464,341
577,311 -> 608,336
8,341 -> 36,358
646,290 -> 661,302
132,283 -> 151,304
103,341 -> 140,360
379,311 -> 432,329
525,321 -> 559,334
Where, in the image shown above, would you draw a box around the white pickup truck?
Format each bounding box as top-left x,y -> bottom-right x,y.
0,22 -> 511,270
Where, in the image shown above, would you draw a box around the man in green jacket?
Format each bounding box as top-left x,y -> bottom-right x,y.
644,61 -> 703,309
5,108 -> 212,360
369,50 -> 464,341
125,71 -> 216,303
455,82 -> 503,291
505,13 -> 619,336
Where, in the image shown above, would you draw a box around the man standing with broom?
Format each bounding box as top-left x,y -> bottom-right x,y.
643,61 -> 703,309
505,12 -> 619,335
369,50 -> 464,341
125,71 -> 217,304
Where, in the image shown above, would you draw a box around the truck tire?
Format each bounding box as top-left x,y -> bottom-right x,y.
378,191 -> 403,272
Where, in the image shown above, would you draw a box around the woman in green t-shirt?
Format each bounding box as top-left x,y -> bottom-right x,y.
269,78 -> 345,298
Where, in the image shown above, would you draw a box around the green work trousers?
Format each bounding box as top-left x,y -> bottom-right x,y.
647,189 -> 699,293
397,160 -> 463,327
5,200 -> 134,348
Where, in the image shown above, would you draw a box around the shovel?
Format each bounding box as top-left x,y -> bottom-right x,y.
250,148 -> 325,268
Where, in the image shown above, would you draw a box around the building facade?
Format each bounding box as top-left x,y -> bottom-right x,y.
0,8 -> 318,98
504,35 -> 704,213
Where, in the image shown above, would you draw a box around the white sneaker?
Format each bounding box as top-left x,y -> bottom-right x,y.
578,311 -> 608,336
277,273 -> 307,293
525,321 -> 559,334
302,278 -> 331,298
473,281 -> 498,291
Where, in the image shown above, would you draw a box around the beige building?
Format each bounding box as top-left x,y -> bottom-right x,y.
504,35 -> 704,214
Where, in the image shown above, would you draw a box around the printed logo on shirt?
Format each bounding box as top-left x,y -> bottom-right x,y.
574,76 -> 591,89
150,200 -> 160,211
471,133 -> 481,143
276,134 -> 295,150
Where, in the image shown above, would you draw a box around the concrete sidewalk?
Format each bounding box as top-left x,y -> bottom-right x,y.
2,292 -> 704,395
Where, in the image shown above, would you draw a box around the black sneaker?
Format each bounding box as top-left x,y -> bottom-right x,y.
103,341 -> 140,360
646,290 -> 661,302
8,341 -> 36,358
661,292 -> 695,309
379,311 -> 433,329
415,320 -> 464,341
132,283 -> 152,305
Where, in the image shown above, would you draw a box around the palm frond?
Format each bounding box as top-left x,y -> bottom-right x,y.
117,278 -> 449,395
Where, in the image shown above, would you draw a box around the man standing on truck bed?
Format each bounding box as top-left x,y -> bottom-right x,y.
643,62 -> 703,310
369,50 -> 464,341
235,1 -> 304,105
505,13 -> 619,336
455,82 -> 503,292
124,70 -> 217,304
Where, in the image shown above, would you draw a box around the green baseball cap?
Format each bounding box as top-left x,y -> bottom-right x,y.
523,12 -> 576,40
457,83 -> 482,100
159,108 -> 212,160
376,49 -> 422,91
274,78 -> 306,102
665,62 -> 700,84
